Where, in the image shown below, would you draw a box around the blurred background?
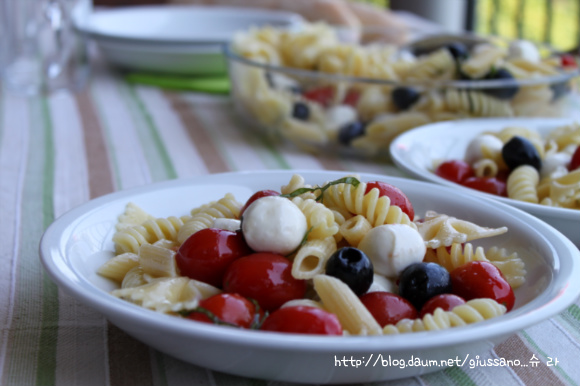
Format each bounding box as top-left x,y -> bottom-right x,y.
93,0 -> 580,52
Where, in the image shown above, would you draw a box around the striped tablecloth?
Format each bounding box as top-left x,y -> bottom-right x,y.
1,58 -> 580,386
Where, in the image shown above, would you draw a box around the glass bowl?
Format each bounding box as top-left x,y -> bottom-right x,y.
225,25 -> 580,159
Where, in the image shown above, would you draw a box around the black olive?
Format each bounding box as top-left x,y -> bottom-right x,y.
338,121 -> 365,146
446,42 -> 469,60
392,87 -> 421,110
502,136 -> 542,171
325,247 -> 373,296
398,262 -> 452,310
483,68 -> 519,100
550,81 -> 570,101
292,102 -> 310,121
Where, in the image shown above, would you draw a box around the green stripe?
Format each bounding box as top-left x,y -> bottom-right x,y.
422,368 -> 462,386
5,97 -> 57,385
555,304 -> 580,340
193,105 -> 238,171
444,365 -> 478,386
124,83 -> 177,181
35,97 -> 58,386
90,85 -> 123,190
520,331 -> 576,386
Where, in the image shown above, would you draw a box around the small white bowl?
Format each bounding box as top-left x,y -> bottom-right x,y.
76,5 -> 304,75
40,170 -> 580,384
390,117 -> 580,247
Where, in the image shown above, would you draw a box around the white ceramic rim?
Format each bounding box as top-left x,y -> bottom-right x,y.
76,5 -> 304,45
389,117 -> 580,222
39,170 -> 580,353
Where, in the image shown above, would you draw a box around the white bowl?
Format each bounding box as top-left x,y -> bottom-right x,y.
76,5 -> 303,75
40,170 -> 580,384
390,117 -> 580,247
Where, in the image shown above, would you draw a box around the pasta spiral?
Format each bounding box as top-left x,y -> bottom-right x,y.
321,182 -> 415,228
407,48 -> 455,80
382,298 -> 506,334
291,197 -> 339,240
444,89 -> 513,117
177,193 -> 242,244
424,243 -> 526,288
507,165 -> 540,203
113,216 -> 186,254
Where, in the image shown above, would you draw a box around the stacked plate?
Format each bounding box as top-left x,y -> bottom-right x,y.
75,5 -> 304,75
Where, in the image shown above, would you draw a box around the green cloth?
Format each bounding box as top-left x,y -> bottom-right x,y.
125,73 -> 230,94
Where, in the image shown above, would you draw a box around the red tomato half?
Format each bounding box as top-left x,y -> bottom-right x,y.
450,261 -> 515,311
342,89 -> 361,106
261,306 -> 342,335
303,86 -> 334,107
461,176 -> 507,197
419,294 -> 466,318
435,160 -> 474,183
240,189 -> 280,216
360,291 -> 417,327
561,54 -> 577,68
176,228 -> 252,287
365,181 -> 414,220
188,293 -> 264,328
569,146 -> 580,171
223,253 -> 307,311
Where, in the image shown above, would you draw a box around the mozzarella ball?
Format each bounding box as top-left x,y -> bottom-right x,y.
211,218 -> 241,232
541,152 -> 571,179
358,224 -> 426,278
241,196 -> 307,255
508,40 -> 540,63
464,134 -> 504,164
325,105 -> 357,133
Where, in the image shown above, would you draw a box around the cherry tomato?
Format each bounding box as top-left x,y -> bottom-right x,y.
461,176 -> 507,197
303,86 -> 334,107
342,89 -> 361,106
261,306 -> 342,335
360,291 -> 417,327
419,294 -> 466,318
240,189 -> 280,216
435,160 -> 475,183
223,253 -> 307,311
569,146 -> 580,171
188,293 -> 264,328
561,54 -> 577,68
176,228 -> 252,287
450,261 -> 515,311
365,181 -> 414,220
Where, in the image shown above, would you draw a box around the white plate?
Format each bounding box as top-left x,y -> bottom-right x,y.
76,5 -> 303,75
40,170 -> 580,384
390,117 -> 580,246
78,5 -> 303,44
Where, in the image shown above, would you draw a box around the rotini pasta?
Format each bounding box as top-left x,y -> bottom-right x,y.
424,243 -> 526,288
100,174 -> 526,336
228,22 -> 576,160
322,181 -> 415,228
383,298 -> 506,334
177,193 -> 242,244
113,215 -> 186,254
507,165 -> 540,203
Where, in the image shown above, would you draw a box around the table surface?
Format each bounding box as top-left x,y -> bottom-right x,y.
1,47 -> 580,386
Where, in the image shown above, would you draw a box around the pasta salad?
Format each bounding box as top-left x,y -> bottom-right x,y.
227,22 -> 579,158
98,175 -> 526,336
434,123 -> 580,210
